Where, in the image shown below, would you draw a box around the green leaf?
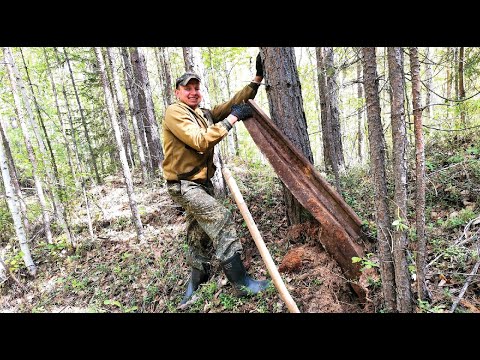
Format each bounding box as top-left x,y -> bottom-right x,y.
352,257 -> 362,263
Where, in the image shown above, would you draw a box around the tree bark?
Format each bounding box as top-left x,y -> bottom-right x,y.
458,47 -> 466,125
19,48 -> 73,246
362,47 -> 397,312
324,47 -> 345,173
121,47 -> 149,183
44,48 -> 77,183
261,47 -> 313,225
54,47 -> 95,242
356,53 -> 364,163
3,47 -> 53,244
95,47 -> 144,242
315,47 -> 331,171
0,118 -> 36,276
106,47 -> 135,168
155,47 -> 173,109
424,47 -> 433,121
130,47 -> 163,174
64,47 -> 102,184
409,47 -> 428,302
387,47 -> 413,312
0,120 -> 29,232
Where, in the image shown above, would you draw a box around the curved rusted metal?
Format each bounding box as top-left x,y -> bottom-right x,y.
244,100 -> 367,299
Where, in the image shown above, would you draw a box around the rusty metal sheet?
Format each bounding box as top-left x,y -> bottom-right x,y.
244,100 -> 367,298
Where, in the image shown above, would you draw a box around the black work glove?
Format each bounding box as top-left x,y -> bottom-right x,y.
231,103 -> 253,121
255,53 -> 263,77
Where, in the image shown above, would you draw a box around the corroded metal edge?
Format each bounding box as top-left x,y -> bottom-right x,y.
244,100 -> 367,299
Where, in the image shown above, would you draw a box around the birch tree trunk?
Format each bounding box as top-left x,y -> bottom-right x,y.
362,47 -> 397,312
18,48 -> 73,246
0,118 -> 36,276
182,47 -> 211,107
54,47 -> 95,242
44,48 -> 76,183
387,47 -> 413,312
121,47 -> 149,183
3,47 -> 53,245
261,47 -> 313,225
95,47 -> 144,242
409,47 -> 428,302
64,47 -> 102,184
0,120 -> 29,232
19,49 -> 59,179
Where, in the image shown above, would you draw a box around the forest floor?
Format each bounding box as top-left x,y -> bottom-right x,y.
1,134 -> 480,314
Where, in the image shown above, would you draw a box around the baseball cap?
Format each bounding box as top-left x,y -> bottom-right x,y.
175,72 -> 201,88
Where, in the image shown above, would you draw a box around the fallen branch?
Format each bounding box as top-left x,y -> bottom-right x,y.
428,216 -> 480,268
450,258 -> 480,313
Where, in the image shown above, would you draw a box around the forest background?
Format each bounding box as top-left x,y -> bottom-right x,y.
0,47 -> 479,314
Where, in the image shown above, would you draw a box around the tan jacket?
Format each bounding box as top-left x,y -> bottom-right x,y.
162,83 -> 259,182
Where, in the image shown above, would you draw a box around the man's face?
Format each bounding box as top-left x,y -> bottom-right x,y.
175,79 -> 202,109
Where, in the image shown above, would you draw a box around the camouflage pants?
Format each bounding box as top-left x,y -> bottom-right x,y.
166,179 -> 242,270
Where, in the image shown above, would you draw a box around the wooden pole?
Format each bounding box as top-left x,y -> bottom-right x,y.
222,167 -> 300,313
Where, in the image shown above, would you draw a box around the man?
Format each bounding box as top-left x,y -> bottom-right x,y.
162,53 -> 270,305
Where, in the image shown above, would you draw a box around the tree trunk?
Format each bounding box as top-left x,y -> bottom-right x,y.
54,47 -> 95,242
182,47 -> 212,108
106,47 -> 135,168
315,47 -> 331,171
223,58 -> 238,156
155,47 -> 173,109
95,47 -> 144,242
454,47 -> 459,100
19,48 -> 73,247
356,54 -> 364,163
387,47 -> 413,312
316,47 -> 341,192
0,120 -> 29,232
19,49 -> 59,181
458,47 -> 466,126
409,47 -> 428,302
424,47 -> 433,121
0,119 -> 36,276
121,47 -> 149,183
3,47 -> 53,244
130,47 -> 163,175
324,47 -> 345,173
44,48 -> 77,183
64,47 -> 102,184
261,47 -> 313,225
446,47 -> 452,101
362,47 -> 397,312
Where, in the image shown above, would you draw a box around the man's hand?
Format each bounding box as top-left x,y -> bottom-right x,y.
255,53 -> 263,77
231,103 -> 253,121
